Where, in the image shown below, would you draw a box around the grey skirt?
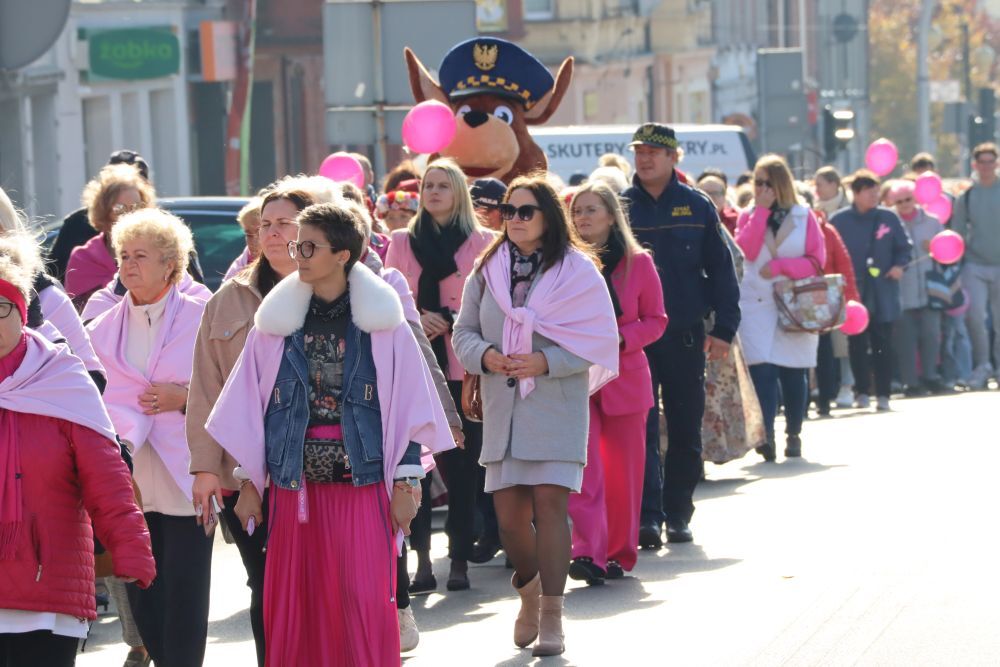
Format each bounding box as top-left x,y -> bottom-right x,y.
483,448 -> 584,493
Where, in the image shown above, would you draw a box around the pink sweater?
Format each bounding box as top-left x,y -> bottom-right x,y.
735,206 -> 826,278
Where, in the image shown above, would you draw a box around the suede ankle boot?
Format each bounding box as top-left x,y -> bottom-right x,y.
512,573 -> 541,648
532,595 -> 565,656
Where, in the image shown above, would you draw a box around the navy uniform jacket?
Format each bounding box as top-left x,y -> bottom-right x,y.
622,172 -> 741,343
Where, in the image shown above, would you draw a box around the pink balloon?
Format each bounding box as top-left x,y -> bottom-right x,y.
914,172 -> 943,204
318,153 -> 365,188
402,101 -> 457,155
946,287 -> 971,317
929,230 -> 965,265
840,299 -> 870,336
924,193 -> 952,224
865,138 -> 899,177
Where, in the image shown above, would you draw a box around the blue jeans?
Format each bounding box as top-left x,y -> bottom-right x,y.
941,314 -> 973,382
748,363 -> 808,440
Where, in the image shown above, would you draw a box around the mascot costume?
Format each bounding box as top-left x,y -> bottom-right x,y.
405,37 -> 573,183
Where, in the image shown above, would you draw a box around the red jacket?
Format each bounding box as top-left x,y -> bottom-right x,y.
596,251 -> 668,416
818,218 -> 860,303
0,413 -> 155,620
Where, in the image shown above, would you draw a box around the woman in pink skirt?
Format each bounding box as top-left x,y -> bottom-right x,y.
207,200 -> 454,666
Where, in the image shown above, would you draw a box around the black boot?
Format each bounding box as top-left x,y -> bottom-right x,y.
784,434 -> 802,458
756,433 -> 776,462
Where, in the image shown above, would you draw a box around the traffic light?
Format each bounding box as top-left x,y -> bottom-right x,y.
823,106 -> 855,161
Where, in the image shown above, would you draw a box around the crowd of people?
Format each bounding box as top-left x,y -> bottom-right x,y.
0,124 -> 995,667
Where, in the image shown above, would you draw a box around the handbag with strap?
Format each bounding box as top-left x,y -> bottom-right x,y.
773,257 -> 847,333
461,372 -> 483,422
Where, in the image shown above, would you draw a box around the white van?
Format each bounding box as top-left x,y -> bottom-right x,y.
529,124 -> 756,185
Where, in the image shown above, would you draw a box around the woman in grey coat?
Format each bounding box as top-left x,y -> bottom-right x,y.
453,175 -> 618,658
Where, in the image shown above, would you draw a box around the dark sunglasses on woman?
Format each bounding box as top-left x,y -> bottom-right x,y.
499,204 -> 543,222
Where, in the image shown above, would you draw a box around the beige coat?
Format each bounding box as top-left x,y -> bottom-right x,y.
452,270 -> 591,465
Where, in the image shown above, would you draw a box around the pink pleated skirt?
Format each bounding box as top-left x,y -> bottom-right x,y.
264,481 -> 400,667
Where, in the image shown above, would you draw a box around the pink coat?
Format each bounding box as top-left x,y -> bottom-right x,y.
87,286 -> 206,500
65,234 -> 116,301
385,227 -> 496,381
597,252 -> 668,416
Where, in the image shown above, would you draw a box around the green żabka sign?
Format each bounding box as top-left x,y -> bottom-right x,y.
88,28 -> 180,80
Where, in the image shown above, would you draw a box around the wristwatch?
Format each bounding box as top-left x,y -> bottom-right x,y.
395,477 -> 421,490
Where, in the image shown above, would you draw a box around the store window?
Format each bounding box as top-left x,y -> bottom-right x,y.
523,0 -> 553,20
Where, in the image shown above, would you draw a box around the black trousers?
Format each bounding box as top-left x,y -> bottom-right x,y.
0,631 -> 77,667
222,492 -> 268,667
644,323 -> 707,525
396,542 -> 410,609
848,322 -> 894,398
128,513 -> 214,667
815,333 -> 840,411
409,381 -> 483,561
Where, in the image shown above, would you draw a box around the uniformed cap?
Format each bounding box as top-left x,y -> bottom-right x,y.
628,123 -> 680,150
470,178 -> 507,207
438,38 -> 554,110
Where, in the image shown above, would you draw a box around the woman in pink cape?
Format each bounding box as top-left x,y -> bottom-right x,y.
206,202 -> 454,667
65,164 -> 156,311
566,182 -> 667,586
86,209 -> 212,667
452,175 -> 620,657
0,253 -> 154,667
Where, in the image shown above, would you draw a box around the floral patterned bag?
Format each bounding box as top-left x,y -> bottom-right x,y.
773,267 -> 847,334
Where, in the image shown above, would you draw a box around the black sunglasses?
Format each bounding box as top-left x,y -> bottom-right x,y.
499,204 -> 542,222
287,240 -> 339,259
754,178 -> 772,188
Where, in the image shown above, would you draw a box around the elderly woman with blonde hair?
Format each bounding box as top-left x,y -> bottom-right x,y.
65,164 -> 156,309
223,196 -> 265,282
87,208 -> 212,667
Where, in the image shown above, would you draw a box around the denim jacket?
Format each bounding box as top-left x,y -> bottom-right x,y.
263,318 -> 422,490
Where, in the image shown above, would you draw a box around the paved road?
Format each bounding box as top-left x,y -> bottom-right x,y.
79,391 -> 1000,666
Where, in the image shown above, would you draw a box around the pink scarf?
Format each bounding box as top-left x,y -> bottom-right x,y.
206,265 -> 455,552
81,272 -> 212,322
0,330 -> 118,559
482,243 -> 620,397
65,234 -> 116,299
87,286 -> 205,499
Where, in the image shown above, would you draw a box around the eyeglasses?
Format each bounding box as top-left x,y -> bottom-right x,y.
976,157 -> 997,165
499,204 -> 542,222
753,178 -> 772,188
895,197 -> 914,204
287,240 -> 339,259
702,189 -> 725,197
112,202 -> 143,217
0,302 -> 14,319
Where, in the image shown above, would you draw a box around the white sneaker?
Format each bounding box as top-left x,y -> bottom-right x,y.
876,396 -> 891,411
399,607 -> 419,652
855,394 -> 870,409
968,365 -> 993,391
835,386 -> 855,408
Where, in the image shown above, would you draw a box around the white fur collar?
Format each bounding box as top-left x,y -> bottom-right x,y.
254,262 -> 404,336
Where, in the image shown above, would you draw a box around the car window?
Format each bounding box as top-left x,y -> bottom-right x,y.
166,211 -> 246,291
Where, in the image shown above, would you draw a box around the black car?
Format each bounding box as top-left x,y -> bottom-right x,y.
158,197 -> 249,292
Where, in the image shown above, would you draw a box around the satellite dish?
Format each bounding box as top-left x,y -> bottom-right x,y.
0,0 -> 71,70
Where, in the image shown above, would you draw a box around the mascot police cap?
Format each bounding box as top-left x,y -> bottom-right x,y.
439,37 -> 555,111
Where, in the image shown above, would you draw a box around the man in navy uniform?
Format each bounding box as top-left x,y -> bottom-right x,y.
622,123 -> 741,545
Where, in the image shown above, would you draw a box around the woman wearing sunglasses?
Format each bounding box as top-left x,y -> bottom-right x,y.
566,182 -> 667,586
386,158 -> 495,594
206,202 -> 453,666
453,175 -> 619,656
735,155 -> 826,461
65,164 -> 155,312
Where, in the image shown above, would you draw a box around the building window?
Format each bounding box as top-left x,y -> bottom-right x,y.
523,0 -> 553,21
